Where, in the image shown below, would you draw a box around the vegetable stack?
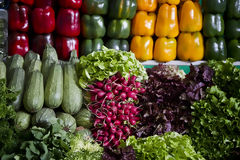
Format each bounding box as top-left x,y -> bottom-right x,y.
80,0 -> 107,55
106,0 -> 137,52
55,0 -> 81,60
154,0 -> 180,62
226,0 -> 240,60
177,0 -> 204,61
203,0 -> 227,60
130,0 -> 157,61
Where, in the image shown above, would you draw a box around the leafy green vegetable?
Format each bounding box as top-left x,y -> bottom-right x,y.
121,132 -> 205,160
76,46 -> 148,88
190,86 -> 240,160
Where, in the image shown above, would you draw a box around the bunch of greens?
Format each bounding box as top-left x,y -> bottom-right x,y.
0,79 -> 17,157
76,46 -> 148,88
121,132 -> 205,160
102,146 -> 136,160
191,86 -> 240,160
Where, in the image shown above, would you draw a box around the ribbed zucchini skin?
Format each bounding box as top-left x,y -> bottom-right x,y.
23,71 -> 44,113
44,64 -> 63,109
42,58 -> 55,84
42,44 -> 58,62
24,51 -> 39,69
8,68 -> 25,111
8,54 -> 24,71
0,61 -> 6,80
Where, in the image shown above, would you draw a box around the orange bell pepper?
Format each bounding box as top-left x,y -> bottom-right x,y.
132,11 -> 156,36
130,36 -> 153,61
179,1 -> 202,32
154,37 -> 176,62
137,0 -> 157,12
155,4 -> 179,38
177,32 -> 204,61
158,0 -> 180,5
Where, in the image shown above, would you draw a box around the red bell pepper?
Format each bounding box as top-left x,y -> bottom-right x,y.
11,0 -> 34,6
56,9 -> 80,37
8,3 -> 29,32
32,7 -> 55,34
8,32 -> 29,57
34,0 -> 55,8
58,0 -> 82,9
55,36 -> 79,60
31,34 -> 54,55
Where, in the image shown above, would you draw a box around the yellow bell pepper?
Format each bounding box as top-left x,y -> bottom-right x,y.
179,1 -> 202,32
132,11 -> 156,36
131,36 -> 153,61
155,4 -> 179,38
177,32 -> 204,61
154,37 -> 176,62
158,0 -> 180,5
137,0 -> 157,12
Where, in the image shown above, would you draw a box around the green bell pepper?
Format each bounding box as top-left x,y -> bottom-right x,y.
80,39 -> 103,56
226,0 -> 240,18
225,19 -> 240,39
203,14 -> 224,38
107,19 -> 131,39
203,0 -> 226,14
81,0 -> 108,15
108,0 -> 137,19
228,40 -> 240,60
81,15 -> 106,39
105,39 -> 129,51
205,37 -> 227,60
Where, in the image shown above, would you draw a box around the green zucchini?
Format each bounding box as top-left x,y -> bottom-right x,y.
26,59 -> 42,76
8,68 -> 25,111
42,44 -> 58,62
62,64 -> 83,115
56,112 -> 76,133
8,54 -> 24,71
69,50 -> 79,64
44,64 -> 63,109
42,58 -> 54,84
0,61 -> 6,80
24,51 -> 39,69
23,71 -> 44,113
15,111 -> 31,131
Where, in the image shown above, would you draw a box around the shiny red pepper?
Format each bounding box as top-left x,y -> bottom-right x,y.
8,3 -> 29,32
32,7 -> 55,34
11,0 -> 34,6
56,9 -> 80,37
34,0 -> 55,8
31,34 -> 54,55
55,36 -> 79,60
8,32 -> 29,57
58,0 -> 82,9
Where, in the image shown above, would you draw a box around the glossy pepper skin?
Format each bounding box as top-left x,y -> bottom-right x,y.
8,3 -> 29,32
56,9 -> 80,37
227,0 -> 240,18
59,0 -> 82,9
130,36 -> 153,61
108,0 -> 137,19
154,37 -> 176,62
35,0 -> 55,8
32,7 -> 55,34
31,34 -> 54,56
80,39 -> 103,56
8,32 -> 29,57
11,0 -> 34,6
107,19 -> 131,39
177,32 -> 204,61
203,14 -> 224,38
228,40 -> 240,60
158,0 -> 180,5
81,15 -> 106,39
155,4 -> 179,38
105,39 -> 129,51
205,37 -> 227,60
203,0 -> 226,14
55,36 -> 79,60
179,1 -> 202,32
137,0 -> 157,12
81,0 -> 108,15
225,19 -> 240,39
132,11 -> 156,36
